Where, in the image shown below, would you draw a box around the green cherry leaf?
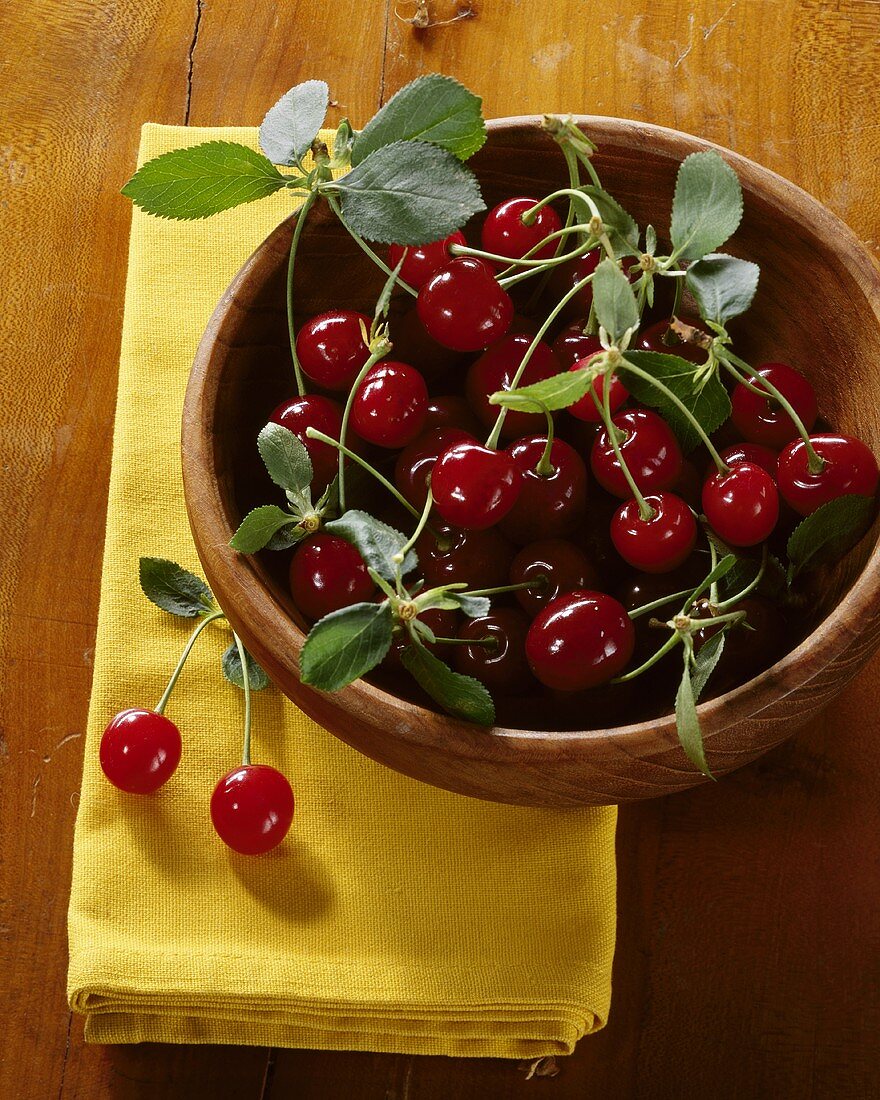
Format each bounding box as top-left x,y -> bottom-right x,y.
259,79 -> 329,167
454,594 -> 491,618
620,351 -> 731,453
645,224 -> 657,255
330,118 -> 355,168
138,557 -> 214,617
489,366 -> 594,414
351,74 -> 486,166
670,150 -> 743,261
121,142 -> 287,220
691,632 -> 725,699
300,601 -> 393,692
786,495 -> 876,582
592,258 -> 639,345
222,641 -> 271,691
229,505 -> 302,554
579,185 -> 640,255
330,141 -> 485,246
686,253 -> 760,325
324,510 -> 417,580
675,652 -> 713,777
257,422 -> 314,495
400,643 -> 495,726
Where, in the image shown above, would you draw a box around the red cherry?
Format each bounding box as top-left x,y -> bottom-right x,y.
525,590 -> 635,691
99,708 -> 182,793
718,442 -> 779,480
731,362 -> 818,448
500,435 -> 588,544
295,310 -> 371,390
777,434 -> 879,516
466,334 -> 562,439
509,539 -> 600,615
417,257 -> 513,352
636,316 -> 708,365
349,360 -> 428,448
610,492 -> 697,573
431,441 -> 522,529
423,395 -> 482,436
568,356 -> 629,423
702,462 -> 779,546
388,230 -> 467,289
269,395 -> 346,490
452,609 -> 534,694
416,524 -> 515,591
394,427 -> 475,508
551,321 -> 603,367
290,534 -> 375,621
591,409 -> 683,498
210,764 -> 294,855
481,196 -> 563,263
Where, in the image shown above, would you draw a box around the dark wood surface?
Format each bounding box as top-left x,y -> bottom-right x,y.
2,1 -> 880,1096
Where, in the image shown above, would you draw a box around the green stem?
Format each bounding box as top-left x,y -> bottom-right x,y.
463,578 -> 545,598
628,588 -> 701,619
325,194 -> 418,298
707,533 -> 720,605
338,349 -> 386,511
452,225 -> 592,271
713,547 -> 767,611
599,371 -> 655,522
535,405 -> 556,476
305,428 -> 424,522
523,145 -> 581,311
718,350 -> 824,473
431,635 -> 497,649
484,269 -> 597,449
287,191 -> 318,396
395,488 -> 434,565
620,357 -> 730,473
612,633 -> 682,683
154,609 -> 225,715
231,630 -> 253,766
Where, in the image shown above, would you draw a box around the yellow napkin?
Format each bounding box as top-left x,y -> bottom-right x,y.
67,124 -> 617,1057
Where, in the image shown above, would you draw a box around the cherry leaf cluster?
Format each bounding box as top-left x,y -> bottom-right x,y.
579,185 -> 640,256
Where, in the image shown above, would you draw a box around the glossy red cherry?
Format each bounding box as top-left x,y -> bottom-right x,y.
777,434 -> 880,515
525,590 -> 635,691
590,409 -> 683,498
731,362 -> 818,448
349,360 -> 428,448
466,334 -> 562,439
423,395 -> 482,435
500,435 -> 588,544
481,196 -> 563,263
702,462 -> 780,546
509,539 -> 600,615
295,310 -> 371,390
416,524 -> 515,591
636,315 -> 708,365
452,609 -> 534,694
394,427 -> 475,508
717,442 -> 779,480
290,534 -> 375,621
269,395 -> 346,490
388,230 -> 467,289
210,764 -> 294,855
431,441 -> 522,529
610,492 -> 697,573
99,708 -> 182,793
568,357 -> 629,423
417,257 -> 513,352
551,321 -> 603,367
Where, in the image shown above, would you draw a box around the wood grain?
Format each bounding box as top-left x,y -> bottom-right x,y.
2,0 -> 879,1096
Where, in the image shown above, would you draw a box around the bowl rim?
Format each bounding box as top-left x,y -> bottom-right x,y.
182,113 -> 880,770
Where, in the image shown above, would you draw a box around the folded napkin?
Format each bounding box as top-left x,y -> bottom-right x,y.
67,124 -> 617,1057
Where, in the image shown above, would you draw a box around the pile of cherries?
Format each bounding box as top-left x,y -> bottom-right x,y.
273,194 -> 879,723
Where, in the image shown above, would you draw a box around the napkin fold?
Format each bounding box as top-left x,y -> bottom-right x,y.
67,124 -> 617,1057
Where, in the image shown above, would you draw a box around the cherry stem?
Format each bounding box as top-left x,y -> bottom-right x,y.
524,187 -> 600,230
451,225 -> 593,273
612,632 -> 682,683
325,195 -> 418,298
304,428 -> 424,523
395,488 -> 434,565
523,145 -> 582,311
595,371 -> 656,522
718,350 -> 824,473
713,547 -> 767,611
484,269 -> 597,450
154,609 -> 225,716
706,534 -> 720,605
535,405 -> 556,477
463,577 -> 546,598
431,635 -> 497,649
232,629 -> 252,767
337,349 -> 388,511
287,191 -> 318,397
619,357 -> 730,474
628,588 -> 701,619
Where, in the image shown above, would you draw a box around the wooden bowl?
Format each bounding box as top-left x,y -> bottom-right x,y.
182,117 -> 880,807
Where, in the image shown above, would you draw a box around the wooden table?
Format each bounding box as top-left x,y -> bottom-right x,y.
2,1 -> 879,1096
